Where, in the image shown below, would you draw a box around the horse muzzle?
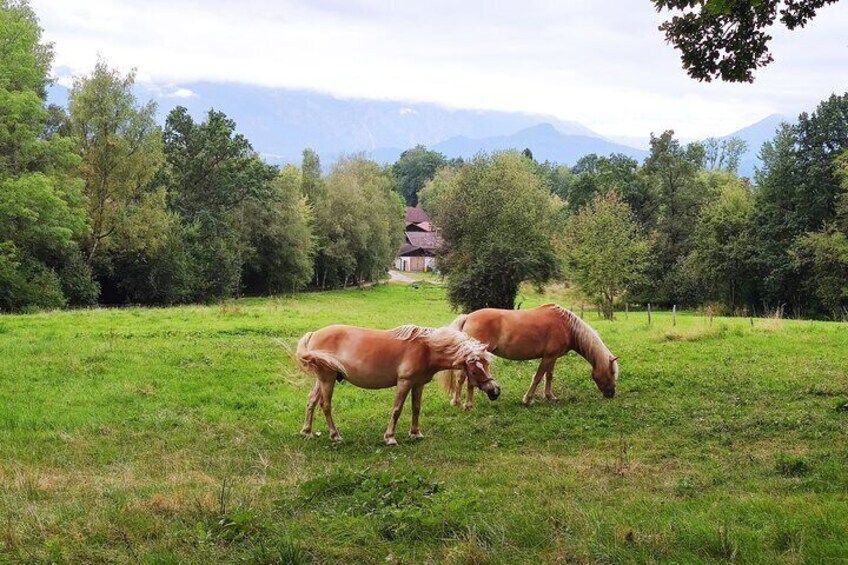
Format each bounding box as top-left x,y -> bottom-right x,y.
486,385 -> 501,401
603,388 -> 616,399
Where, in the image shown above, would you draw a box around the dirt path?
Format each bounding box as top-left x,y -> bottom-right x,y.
388,270 -> 415,283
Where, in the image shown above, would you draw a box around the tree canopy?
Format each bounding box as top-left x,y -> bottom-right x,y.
653,0 -> 840,82
431,152 -> 561,311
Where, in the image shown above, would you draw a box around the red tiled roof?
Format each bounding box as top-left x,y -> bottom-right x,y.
406,230 -> 443,251
405,207 -> 431,224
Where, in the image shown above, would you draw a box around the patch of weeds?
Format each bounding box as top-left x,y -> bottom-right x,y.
443,533 -> 491,564
775,454 -> 812,477
659,324 -> 730,342
248,537 -> 306,565
195,479 -> 266,547
300,469 -> 479,541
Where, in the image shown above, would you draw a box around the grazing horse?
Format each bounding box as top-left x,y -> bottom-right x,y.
445,304 -> 619,409
296,324 -> 500,445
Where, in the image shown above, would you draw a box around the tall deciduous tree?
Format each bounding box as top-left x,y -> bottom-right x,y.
242,165 -> 314,294
790,150 -> 848,319
391,145 -> 447,206
642,130 -> 705,303
433,152 -> 561,311
703,137 -> 748,174
311,156 -> 405,288
0,0 -> 89,310
68,61 -> 164,270
562,192 -> 648,319
683,175 -> 757,310
160,107 -> 277,300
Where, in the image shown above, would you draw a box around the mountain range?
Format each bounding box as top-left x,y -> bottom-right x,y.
47,82 -> 791,178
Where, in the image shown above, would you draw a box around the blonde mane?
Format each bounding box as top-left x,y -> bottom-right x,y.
389,324 -> 493,364
546,305 -> 612,366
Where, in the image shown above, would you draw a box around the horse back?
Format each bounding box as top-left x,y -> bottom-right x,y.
464,306 -> 567,360
305,325 -> 427,388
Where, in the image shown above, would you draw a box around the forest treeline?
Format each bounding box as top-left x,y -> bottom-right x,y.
2,1 -> 847,319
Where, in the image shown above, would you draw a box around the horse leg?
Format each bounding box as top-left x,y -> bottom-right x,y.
522,358 -> 553,406
300,381 -> 321,436
385,380 -> 412,446
318,377 -> 342,441
450,370 -> 466,407
544,358 -> 559,401
409,384 -> 425,439
464,377 -> 476,411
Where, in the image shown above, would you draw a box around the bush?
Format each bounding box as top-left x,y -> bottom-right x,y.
59,248 -> 100,306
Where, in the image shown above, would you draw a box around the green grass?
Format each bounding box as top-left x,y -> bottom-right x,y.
1,283 -> 847,563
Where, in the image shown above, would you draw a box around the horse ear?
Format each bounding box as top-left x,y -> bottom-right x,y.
610,355 -> 619,363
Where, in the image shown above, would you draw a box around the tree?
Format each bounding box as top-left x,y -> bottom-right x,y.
791,227 -> 848,319
432,152 -> 561,311
683,175 -> 757,310
703,137 -> 748,173
790,150 -> 848,319
794,94 -> 848,231
0,0 -> 89,310
752,123 -> 804,311
563,192 -> 649,319
391,145 -> 447,206
159,107 -> 277,300
311,156 -> 405,288
653,0 -> 840,82
641,130 -> 705,303
750,96 -> 848,315
418,166 -> 457,218
301,148 -> 324,203
535,161 -> 573,202
242,165 -> 314,294
68,61 -> 164,272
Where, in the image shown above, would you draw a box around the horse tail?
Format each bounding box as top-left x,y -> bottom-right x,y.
450,314 -> 469,332
296,332 -> 347,378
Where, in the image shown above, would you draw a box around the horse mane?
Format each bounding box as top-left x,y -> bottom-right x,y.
545,305 -> 612,365
389,324 -> 493,364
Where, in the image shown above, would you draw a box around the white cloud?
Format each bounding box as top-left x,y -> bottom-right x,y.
161,87 -> 196,99
399,107 -> 416,116
31,0 -> 848,138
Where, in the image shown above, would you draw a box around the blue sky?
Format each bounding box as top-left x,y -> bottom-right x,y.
32,0 -> 848,141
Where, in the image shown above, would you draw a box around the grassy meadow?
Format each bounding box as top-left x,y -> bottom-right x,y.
1,282 -> 847,563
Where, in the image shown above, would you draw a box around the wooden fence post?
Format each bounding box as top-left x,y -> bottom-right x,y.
647,303 -> 652,327
625,302 -> 629,319
672,305 -> 676,327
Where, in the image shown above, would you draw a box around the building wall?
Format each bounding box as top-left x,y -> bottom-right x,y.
395,255 -> 433,272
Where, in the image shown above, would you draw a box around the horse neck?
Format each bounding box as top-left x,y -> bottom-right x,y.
561,311 -> 608,369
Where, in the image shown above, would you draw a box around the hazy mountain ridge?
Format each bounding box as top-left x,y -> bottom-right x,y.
47,82 -> 788,175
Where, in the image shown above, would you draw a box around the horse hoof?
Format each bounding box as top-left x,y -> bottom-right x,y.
450,398 -> 461,407
546,396 -> 559,403
463,403 -> 475,411
385,437 -> 398,446
300,429 -> 314,438
521,397 -> 534,407
330,433 -> 343,442
409,431 -> 424,440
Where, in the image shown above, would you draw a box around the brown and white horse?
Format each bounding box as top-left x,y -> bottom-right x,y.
296,324 -> 500,444
444,304 -> 619,409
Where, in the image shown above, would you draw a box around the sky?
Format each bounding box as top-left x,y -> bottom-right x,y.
31,0 -> 848,141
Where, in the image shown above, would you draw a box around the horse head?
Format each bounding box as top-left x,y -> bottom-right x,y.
592,354 -> 619,398
464,351 -> 501,400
